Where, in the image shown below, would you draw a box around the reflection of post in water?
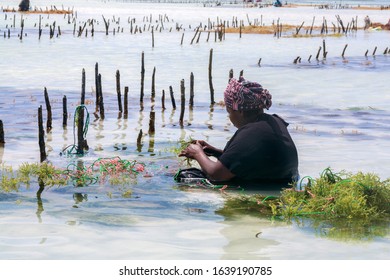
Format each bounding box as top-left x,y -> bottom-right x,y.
188,104 -> 194,126
179,124 -> 186,145
137,109 -> 144,131
207,105 -> 214,130
46,127 -> 53,153
36,177 -> 45,223
137,129 -> 143,152
73,193 -> 88,207
148,111 -> 155,153
161,106 -> 166,127
76,160 -> 85,187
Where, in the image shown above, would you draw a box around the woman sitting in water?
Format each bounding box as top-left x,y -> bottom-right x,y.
179,77 -> 299,184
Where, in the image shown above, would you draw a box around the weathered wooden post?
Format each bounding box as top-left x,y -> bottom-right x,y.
20,18 -> 24,41
38,106 -> 47,162
208,48 -> 215,105
179,79 -> 185,126
0,120 -> 5,144
102,15 -> 110,35
0,120 -> 4,163
98,74 -> 105,119
95,62 -> 99,112
116,70 -> 123,112
140,52 -> 145,106
189,72 -> 194,108
124,86 -> 129,119
229,69 -> 233,82
342,44 -> 348,57
323,39 -> 327,59
169,86 -> 176,109
76,69 -> 88,154
62,95 -> 67,128
151,66 -> 156,102
152,28 -> 155,48
316,46 -> 322,60
44,87 -> 52,132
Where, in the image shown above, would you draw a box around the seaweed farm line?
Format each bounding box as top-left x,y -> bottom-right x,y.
0,0 -> 390,260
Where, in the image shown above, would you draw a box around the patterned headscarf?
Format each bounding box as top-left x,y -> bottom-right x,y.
224,77 -> 272,111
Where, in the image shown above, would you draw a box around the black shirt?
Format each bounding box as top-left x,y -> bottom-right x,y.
218,113 -> 299,183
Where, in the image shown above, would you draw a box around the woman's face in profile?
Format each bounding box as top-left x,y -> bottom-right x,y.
226,107 -> 242,128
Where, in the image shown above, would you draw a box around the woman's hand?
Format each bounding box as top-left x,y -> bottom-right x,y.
196,140 -> 223,157
179,141 -> 235,182
179,142 -> 204,159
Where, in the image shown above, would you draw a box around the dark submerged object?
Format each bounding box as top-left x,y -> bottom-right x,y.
273,0 -> 282,7
174,167 -> 293,191
18,0 -> 30,12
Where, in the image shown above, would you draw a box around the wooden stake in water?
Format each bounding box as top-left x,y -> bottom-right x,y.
179,79 -> 185,126
208,48 -> 215,105
98,74 -> 105,119
151,67 -> 156,102
0,120 -> 5,144
38,106 -> 47,162
151,29 -> 154,48
116,70 -> 123,112
342,44 -> 348,57
169,86 -> 176,109
95,62 -> 99,112
62,95 -> 67,128
140,52 -> 145,106
77,69 -> 88,154
124,86 -> 129,119
323,39 -> 327,59
102,15 -> 110,35
44,87 -> 52,132
189,72 -> 194,108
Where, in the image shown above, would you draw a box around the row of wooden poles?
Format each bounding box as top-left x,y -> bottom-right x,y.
2,9 -> 229,42
0,48 -> 220,163
2,7 -> 368,43
291,40 -> 390,64
274,15 -> 361,39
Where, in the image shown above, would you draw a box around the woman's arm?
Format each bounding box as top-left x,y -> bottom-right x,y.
179,143 -> 235,182
197,140 -> 223,157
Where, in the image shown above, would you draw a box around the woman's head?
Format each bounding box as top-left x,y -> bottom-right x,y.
224,77 -> 272,112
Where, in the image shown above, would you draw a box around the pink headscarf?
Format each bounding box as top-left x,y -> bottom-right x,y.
224,77 -> 272,111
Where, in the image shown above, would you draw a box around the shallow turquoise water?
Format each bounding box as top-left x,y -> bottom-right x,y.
0,0 -> 390,259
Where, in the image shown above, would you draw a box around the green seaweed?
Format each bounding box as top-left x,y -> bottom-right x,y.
218,168 -> 390,221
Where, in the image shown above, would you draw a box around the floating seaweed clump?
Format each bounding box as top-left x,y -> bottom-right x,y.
218,168 -> 390,222
0,157 -> 145,192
